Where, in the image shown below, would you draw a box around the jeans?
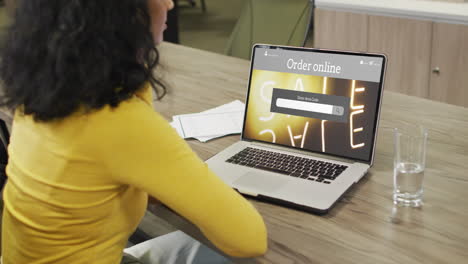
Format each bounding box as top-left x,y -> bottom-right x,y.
121,231 -> 232,264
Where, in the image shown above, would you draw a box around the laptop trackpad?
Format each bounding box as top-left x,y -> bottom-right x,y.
233,172 -> 287,194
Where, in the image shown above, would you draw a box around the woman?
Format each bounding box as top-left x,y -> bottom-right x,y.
0,0 -> 267,263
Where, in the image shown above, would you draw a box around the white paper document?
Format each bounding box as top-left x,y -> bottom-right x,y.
170,100 -> 245,142
177,111 -> 243,138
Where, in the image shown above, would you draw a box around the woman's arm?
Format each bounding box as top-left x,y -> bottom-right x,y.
91,97 -> 268,257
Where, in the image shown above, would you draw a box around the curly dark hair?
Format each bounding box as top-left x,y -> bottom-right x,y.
0,0 -> 166,121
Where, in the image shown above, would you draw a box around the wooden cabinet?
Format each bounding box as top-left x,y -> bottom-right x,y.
313,8 -> 468,107
429,22 -> 468,107
368,15 -> 432,98
313,9 -> 368,51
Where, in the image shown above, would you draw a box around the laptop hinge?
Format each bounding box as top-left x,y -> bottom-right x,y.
250,141 -> 358,165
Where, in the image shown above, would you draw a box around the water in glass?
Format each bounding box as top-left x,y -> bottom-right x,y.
394,162 -> 424,206
393,124 -> 427,207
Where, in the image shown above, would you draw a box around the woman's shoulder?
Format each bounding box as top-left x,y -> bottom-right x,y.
86,93 -> 162,134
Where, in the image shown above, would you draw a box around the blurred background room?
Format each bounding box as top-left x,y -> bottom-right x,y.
2,0 -> 467,107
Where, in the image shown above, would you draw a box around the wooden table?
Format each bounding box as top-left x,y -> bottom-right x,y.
151,42 -> 468,263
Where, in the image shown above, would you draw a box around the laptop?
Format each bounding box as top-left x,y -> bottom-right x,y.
206,44 -> 387,214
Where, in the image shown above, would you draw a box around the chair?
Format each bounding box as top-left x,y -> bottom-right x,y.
0,118 -> 9,256
225,0 -> 314,60
0,119 -> 8,190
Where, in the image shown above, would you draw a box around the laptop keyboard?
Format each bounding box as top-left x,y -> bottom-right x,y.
225,147 -> 348,184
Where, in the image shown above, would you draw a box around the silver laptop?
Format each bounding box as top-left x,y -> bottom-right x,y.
207,44 -> 386,214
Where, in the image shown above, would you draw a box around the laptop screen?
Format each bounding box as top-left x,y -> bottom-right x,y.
242,45 -> 386,163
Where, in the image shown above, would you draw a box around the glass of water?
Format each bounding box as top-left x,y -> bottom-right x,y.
393,124 -> 428,207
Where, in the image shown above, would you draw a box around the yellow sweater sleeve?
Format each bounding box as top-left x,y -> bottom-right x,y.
88,95 -> 267,257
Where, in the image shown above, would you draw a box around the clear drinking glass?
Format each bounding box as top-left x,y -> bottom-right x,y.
393,124 -> 428,207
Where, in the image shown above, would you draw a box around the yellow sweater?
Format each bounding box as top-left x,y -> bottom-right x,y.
1,85 -> 267,264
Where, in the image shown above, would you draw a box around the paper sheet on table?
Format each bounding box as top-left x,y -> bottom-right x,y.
171,100 -> 244,141
170,100 -> 245,142
178,111 -> 243,138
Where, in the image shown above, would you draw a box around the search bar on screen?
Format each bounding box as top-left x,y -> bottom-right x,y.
276,98 -> 344,116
